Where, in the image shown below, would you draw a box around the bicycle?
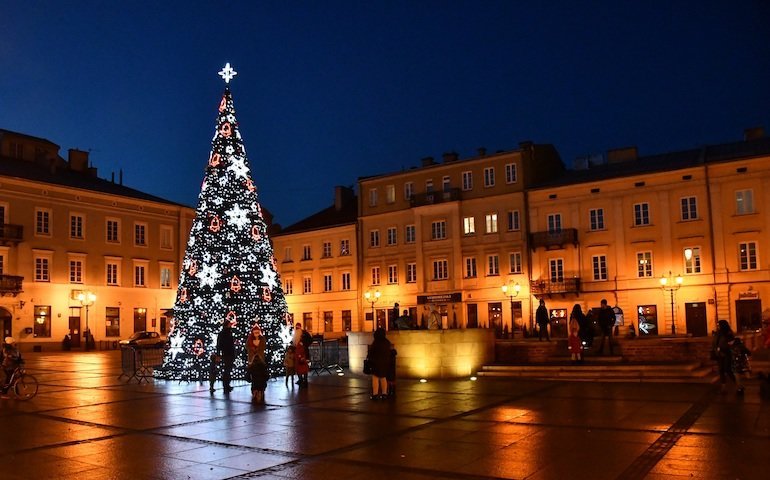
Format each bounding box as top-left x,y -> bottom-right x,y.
3,361 -> 39,400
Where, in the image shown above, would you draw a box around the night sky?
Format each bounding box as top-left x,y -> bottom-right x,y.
2,2 -> 769,227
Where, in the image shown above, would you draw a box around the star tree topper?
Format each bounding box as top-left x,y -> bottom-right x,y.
218,63 -> 237,84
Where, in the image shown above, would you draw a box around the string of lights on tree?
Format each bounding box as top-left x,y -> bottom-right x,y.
155,63 -> 292,381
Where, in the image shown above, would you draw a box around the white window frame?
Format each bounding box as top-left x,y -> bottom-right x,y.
680,196 -> 698,221
432,259 -> 449,280
160,262 -> 174,288
371,266 -> 381,285
388,265 -> 398,284
505,163 -> 517,184
462,171 -> 473,191
547,213 -> 562,233
483,167 -> 495,188
105,256 -> 121,286
386,184 -> 396,204
387,227 -> 397,246
369,230 -> 380,248
736,189 -> 754,215
405,224 -> 416,243
70,212 -> 85,240
134,222 -> 148,246
340,239 -> 350,256
68,257 -> 84,284
463,216 -> 475,235
369,188 -> 378,207
634,203 -> 650,226
487,254 -> 500,276
485,213 -> 498,234
637,251 -> 653,278
406,263 -> 417,283
341,272 -> 351,291
464,257 -> 477,278
739,241 -> 758,271
592,255 -> 608,281
549,258 -> 564,282
323,273 -> 333,292
35,208 -> 51,237
133,260 -> 149,287
431,220 -> 446,240
302,244 -> 312,260
303,275 -> 312,294
684,247 -> 702,274
509,251 -> 522,274
589,208 -> 604,231
404,182 -> 414,200
507,210 -> 520,231
284,278 -> 294,295
160,225 -> 173,250
33,249 -> 52,282
322,241 -> 332,258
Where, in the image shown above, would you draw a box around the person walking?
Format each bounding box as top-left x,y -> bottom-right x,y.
367,327 -> 392,400
597,299 -> 615,355
246,325 -> 267,402
536,299 -> 550,341
216,320 -> 235,393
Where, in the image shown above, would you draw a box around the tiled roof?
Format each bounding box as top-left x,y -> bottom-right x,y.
275,198 -> 357,235
532,137 -> 770,189
0,155 -> 189,207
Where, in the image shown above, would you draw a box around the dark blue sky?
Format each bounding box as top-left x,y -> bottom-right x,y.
2,2 -> 769,226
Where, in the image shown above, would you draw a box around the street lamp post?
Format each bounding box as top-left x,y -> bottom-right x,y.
659,271 -> 682,335
364,289 -> 381,332
501,280 -> 521,338
77,291 -> 96,351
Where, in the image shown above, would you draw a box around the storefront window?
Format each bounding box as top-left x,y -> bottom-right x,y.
637,305 -> 658,335
105,307 -> 120,337
34,305 -> 51,337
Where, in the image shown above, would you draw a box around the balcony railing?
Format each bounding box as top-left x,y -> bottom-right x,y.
0,275 -> 24,296
529,228 -> 578,250
0,224 -> 23,245
530,277 -> 581,296
410,188 -> 461,207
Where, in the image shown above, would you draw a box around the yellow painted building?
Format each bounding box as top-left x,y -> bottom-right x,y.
527,135 -> 770,337
358,144 -> 564,335
0,129 -> 195,351
271,187 -> 360,338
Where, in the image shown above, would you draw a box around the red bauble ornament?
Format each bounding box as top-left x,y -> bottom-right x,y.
219,96 -> 226,112
179,288 -> 188,303
251,225 -> 261,241
226,311 -> 237,326
188,261 -> 198,276
261,287 -> 272,302
219,122 -> 232,138
245,179 -> 255,192
209,152 -> 221,167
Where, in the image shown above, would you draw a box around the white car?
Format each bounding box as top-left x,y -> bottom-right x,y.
119,331 -> 165,348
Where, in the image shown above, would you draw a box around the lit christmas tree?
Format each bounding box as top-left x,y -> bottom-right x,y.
155,63 -> 291,381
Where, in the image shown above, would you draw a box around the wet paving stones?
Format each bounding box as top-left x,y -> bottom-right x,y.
1,351 -> 768,479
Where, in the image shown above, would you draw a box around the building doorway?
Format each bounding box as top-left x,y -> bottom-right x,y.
467,304 -> 478,328
736,299 -> 762,332
488,302 -> 503,338
68,315 -> 82,348
685,302 -> 708,337
134,308 -> 147,333
0,307 -> 11,339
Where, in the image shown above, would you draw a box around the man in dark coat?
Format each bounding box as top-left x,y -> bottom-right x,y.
536,299 -> 550,341
367,328 -> 392,400
216,320 -> 236,393
597,299 -> 615,355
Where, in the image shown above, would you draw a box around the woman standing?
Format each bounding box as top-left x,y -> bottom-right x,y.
568,304 -> 585,363
246,325 -> 267,403
367,328 -> 392,400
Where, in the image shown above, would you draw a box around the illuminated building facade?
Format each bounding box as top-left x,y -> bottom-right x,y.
271,186 -> 359,337
357,144 -> 564,335
528,132 -> 770,337
0,129 -> 195,351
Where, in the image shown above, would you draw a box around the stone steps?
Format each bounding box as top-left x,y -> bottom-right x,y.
477,361 -> 718,383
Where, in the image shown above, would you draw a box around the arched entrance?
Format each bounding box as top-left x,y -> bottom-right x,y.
0,307 -> 12,339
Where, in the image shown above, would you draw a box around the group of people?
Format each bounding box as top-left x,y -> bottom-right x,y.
536,298 -> 617,362
210,321 -> 313,403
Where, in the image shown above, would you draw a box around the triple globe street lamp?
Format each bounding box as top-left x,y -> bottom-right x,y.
658,248 -> 691,336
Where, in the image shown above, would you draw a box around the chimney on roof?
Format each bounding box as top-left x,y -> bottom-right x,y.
68,149 -> 89,172
744,126 -> 765,141
477,147 -> 487,157
607,146 -> 638,164
334,185 -> 354,211
119,169 -> 123,185
421,156 -> 435,167
442,152 -> 459,163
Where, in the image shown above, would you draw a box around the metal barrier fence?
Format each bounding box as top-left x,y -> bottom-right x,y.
118,345 -> 165,383
308,339 -> 345,375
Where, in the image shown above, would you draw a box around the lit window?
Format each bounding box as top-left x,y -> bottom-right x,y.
739,242 -> 758,271
463,216 -> 475,235
386,185 -> 395,204
684,247 -> 701,274
485,213 -> 498,234
637,251 -> 653,277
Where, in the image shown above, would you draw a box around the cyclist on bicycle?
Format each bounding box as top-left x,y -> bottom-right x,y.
1,337 -> 21,397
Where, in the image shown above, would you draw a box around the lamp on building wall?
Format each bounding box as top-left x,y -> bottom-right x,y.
364,288 -> 381,331
659,271 -> 683,335
77,291 -> 96,351
684,248 -> 693,261
501,280 -> 521,338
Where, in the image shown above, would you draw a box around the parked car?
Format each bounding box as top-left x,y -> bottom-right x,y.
119,331 -> 165,348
